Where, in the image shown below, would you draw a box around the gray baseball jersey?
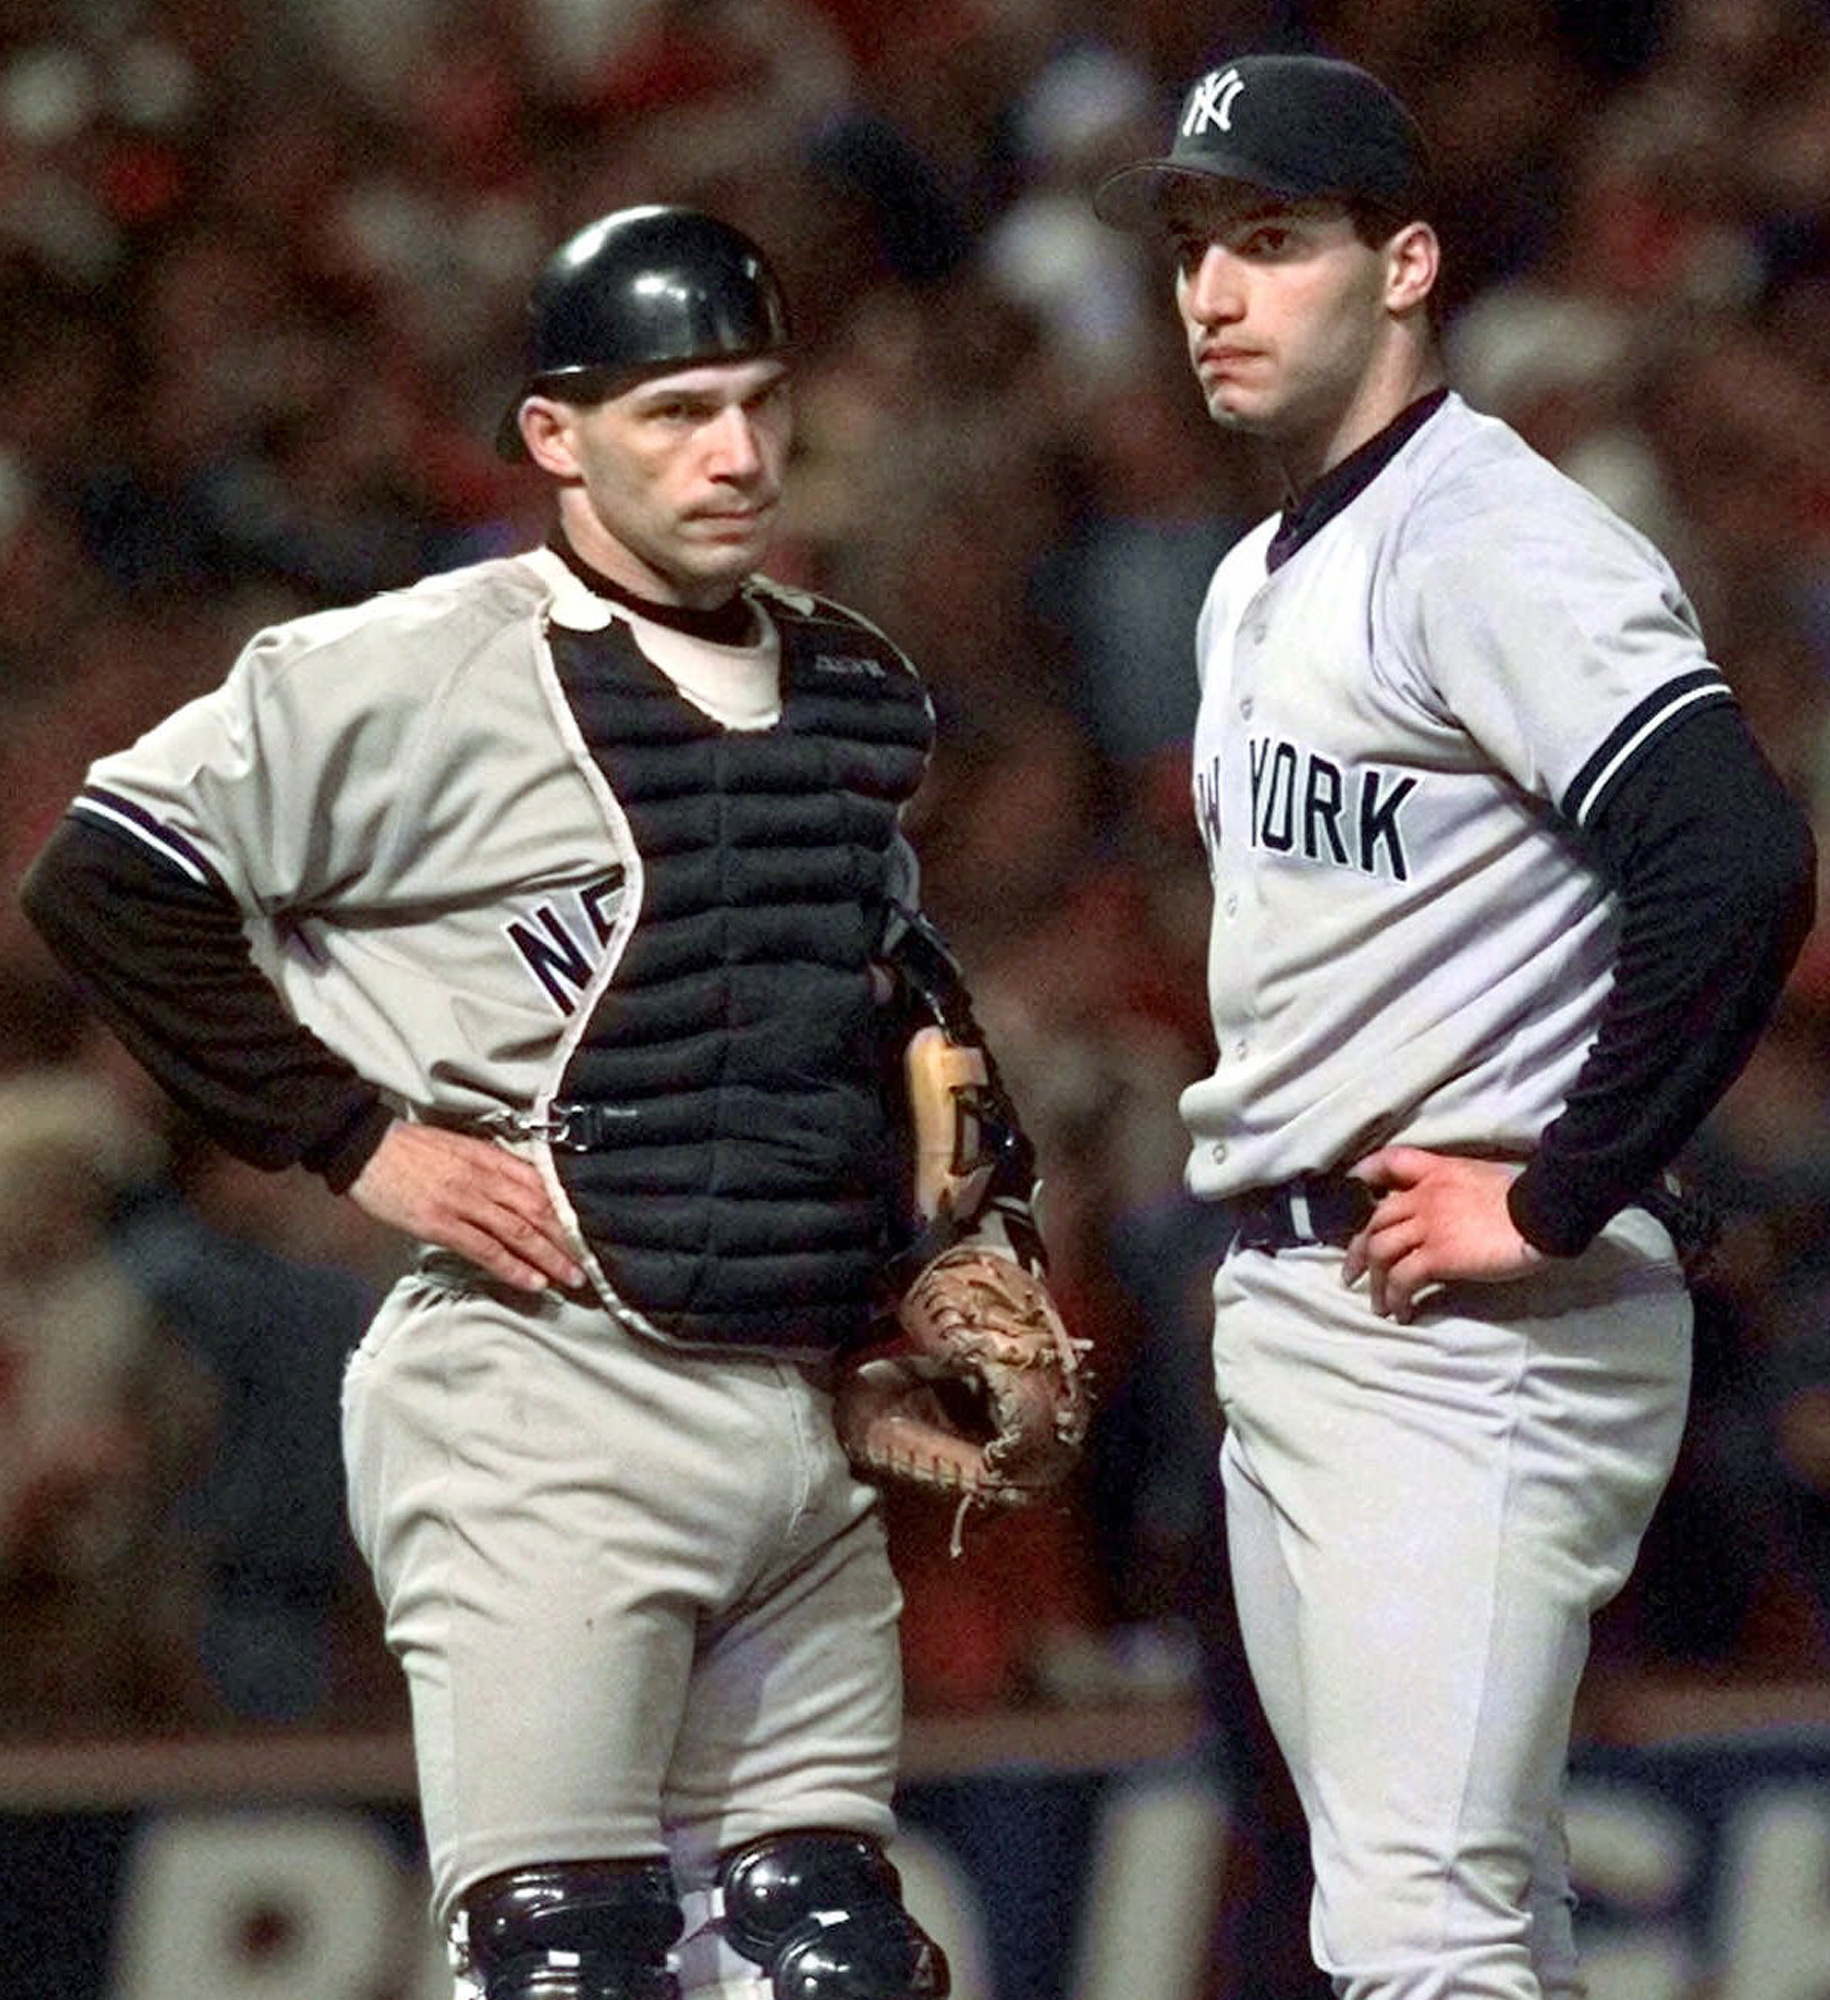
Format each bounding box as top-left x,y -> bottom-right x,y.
65,547 -> 926,1345
1180,391 -> 1730,1200
70,547 -> 918,1149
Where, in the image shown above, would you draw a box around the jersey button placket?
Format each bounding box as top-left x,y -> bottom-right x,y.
1210,604 -> 1261,1181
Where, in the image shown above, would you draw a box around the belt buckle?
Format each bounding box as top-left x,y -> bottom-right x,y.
1232,1193 -> 1283,1253
519,1102 -> 591,1151
527,1102 -> 640,1152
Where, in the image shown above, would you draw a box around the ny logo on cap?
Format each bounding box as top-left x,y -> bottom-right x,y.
1182,65 -> 1245,137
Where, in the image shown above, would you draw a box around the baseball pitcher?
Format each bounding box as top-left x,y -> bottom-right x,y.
1094,53 -> 1815,2000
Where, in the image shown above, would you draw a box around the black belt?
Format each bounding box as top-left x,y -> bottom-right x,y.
1213,1173 -> 1376,1253
1214,1168 -> 1719,1274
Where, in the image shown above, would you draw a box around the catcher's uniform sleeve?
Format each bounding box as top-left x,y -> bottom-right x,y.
16,611 -> 435,1188
20,815 -> 393,1189
70,614 -> 438,913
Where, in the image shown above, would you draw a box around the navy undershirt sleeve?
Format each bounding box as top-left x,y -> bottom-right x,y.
19,814 -> 392,1191
1507,703 -> 1816,1255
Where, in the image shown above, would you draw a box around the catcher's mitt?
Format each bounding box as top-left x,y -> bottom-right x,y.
835,1248 -> 1091,1552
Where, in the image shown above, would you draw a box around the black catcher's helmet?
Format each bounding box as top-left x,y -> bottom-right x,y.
495,205 -> 792,459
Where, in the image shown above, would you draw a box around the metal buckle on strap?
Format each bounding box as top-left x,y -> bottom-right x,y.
511,1102 -> 636,1152
538,1103 -> 593,1152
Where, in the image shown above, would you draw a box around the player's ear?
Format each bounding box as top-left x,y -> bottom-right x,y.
1385,221 -> 1439,317
518,396 -> 584,480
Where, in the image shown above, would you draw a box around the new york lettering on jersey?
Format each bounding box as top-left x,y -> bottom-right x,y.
1191,745 -> 1417,880
504,867 -> 628,1012
1246,737 -> 1416,878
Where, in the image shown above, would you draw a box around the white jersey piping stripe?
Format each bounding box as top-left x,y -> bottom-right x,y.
1565,679 -> 1732,828
522,615 -> 663,1346
1561,664 -> 1728,821
70,791 -> 220,889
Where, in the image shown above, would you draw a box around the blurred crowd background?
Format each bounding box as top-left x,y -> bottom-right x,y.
2,0 -> 1830,1796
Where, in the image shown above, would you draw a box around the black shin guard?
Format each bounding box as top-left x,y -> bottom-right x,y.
460,1859 -> 684,2000
716,1832 -> 950,1999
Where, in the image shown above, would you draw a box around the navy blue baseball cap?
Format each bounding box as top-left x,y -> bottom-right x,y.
1093,54 -> 1432,229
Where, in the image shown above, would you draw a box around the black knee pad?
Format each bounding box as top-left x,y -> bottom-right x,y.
460,1858 -> 684,2000
716,1832 -> 950,1999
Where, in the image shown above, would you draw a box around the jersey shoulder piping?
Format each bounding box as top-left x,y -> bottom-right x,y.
1561,669 -> 1735,827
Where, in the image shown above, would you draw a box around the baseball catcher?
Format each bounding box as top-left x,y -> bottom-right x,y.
835,910 -> 1091,1547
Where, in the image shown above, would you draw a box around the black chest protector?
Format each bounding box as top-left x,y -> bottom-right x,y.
547,596 -> 932,1350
